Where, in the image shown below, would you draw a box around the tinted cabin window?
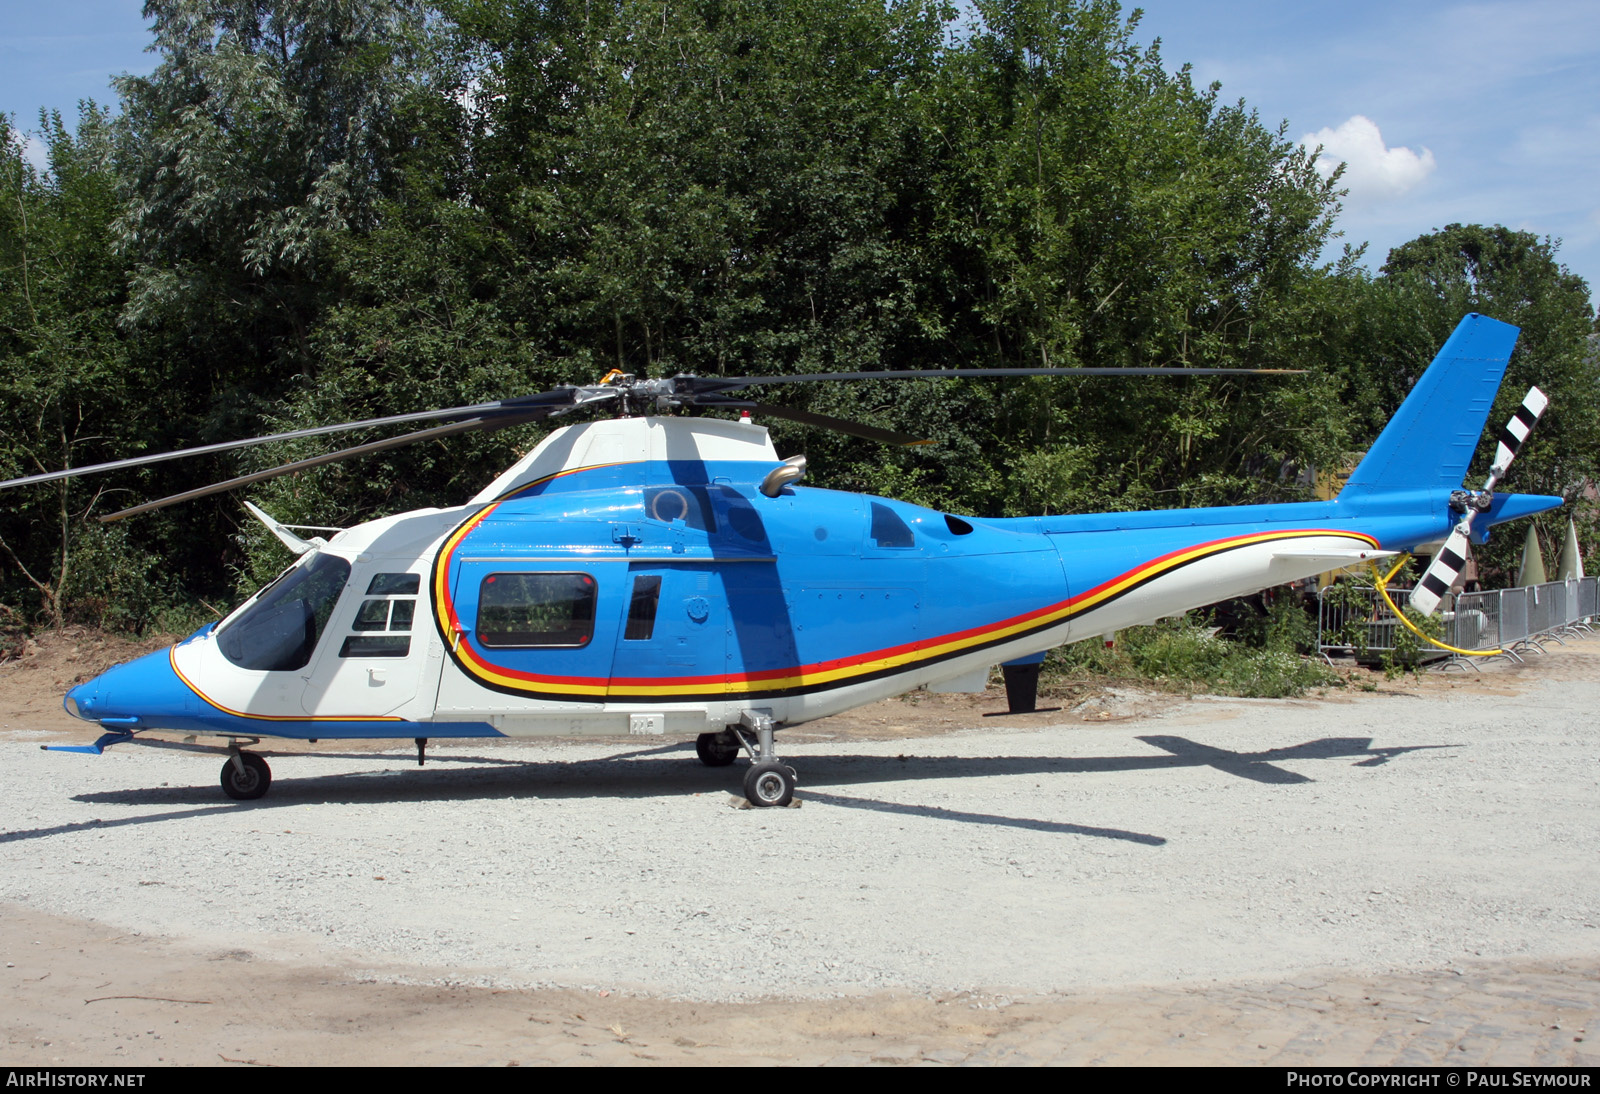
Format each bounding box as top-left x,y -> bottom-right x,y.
869,502 -> 916,548
341,572 -> 419,658
624,576 -> 663,641
218,553 -> 351,671
340,634 -> 409,657
353,599 -> 391,630
367,573 -> 421,595
477,573 -> 597,648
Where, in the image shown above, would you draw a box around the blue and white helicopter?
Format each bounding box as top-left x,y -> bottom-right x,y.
7,314 -> 1559,806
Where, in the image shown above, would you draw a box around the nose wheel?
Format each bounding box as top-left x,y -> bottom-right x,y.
220,751 -> 272,800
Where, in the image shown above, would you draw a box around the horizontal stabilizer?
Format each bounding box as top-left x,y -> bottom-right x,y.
1272,549 -> 1398,567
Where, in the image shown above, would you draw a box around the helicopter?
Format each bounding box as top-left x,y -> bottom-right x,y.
6,313 -> 1560,807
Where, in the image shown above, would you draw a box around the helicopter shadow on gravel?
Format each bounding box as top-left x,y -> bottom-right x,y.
794,734 -> 1454,789
32,733 -> 1457,851
51,755 -> 1177,845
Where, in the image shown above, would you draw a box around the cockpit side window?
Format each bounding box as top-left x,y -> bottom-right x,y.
217,553 -> 352,671
340,572 -> 419,658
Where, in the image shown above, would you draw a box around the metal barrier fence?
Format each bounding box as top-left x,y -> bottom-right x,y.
1316,576 -> 1599,668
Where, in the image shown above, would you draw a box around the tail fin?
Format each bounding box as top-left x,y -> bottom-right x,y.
1339,313 -> 1518,500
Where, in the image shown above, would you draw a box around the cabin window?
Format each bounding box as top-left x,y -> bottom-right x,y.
477,572 -> 597,648
353,599 -> 392,630
340,572 -> 418,658
340,635 -> 410,658
623,576 -> 663,641
870,502 -> 916,549
367,572 -> 421,596
217,553 -> 351,671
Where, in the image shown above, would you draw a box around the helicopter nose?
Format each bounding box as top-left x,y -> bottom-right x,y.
64,647 -> 195,728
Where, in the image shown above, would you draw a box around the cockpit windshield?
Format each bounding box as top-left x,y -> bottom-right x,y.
216,553 -> 352,671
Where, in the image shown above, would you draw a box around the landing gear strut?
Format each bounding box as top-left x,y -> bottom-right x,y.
220,750 -> 271,801
727,711 -> 796,807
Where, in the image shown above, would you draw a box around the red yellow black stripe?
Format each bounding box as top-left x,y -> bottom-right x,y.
432,524 -> 1378,704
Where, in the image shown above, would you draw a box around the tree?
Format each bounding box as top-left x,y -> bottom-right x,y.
0,106 -> 179,629
902,0 -> 1355,515
1376,224 -> 1599,581
114,0 -> 427,388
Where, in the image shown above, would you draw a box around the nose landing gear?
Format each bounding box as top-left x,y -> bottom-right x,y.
220,750 -> 271,801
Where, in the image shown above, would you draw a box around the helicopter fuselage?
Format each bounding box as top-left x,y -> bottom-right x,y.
63,412 -> 1554,746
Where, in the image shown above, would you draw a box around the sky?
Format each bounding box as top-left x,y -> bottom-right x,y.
2,0 -> 1597,301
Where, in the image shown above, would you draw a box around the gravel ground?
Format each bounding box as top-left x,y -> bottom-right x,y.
2,643 -> 1597,1008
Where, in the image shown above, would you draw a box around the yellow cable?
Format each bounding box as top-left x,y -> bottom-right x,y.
1367,555 -> 1501,657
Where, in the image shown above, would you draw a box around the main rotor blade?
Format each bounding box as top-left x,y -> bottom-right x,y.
680,365 -> 1304,398
695,398 -> 931,446
749,403 -> 933,446
0,390 -> 577,492
97,414 -> 537,523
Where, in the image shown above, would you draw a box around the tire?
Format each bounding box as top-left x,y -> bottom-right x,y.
743,761 -> 795,808
220,752 -> 272,801
695,731 -> 739,767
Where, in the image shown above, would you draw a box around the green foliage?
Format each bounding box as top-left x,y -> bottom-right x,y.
1379,605 -> 1445,680
1229,594 -> 1319,656
1317,578 -> 1377,657
0,1 -> 1595,636
0,106 -> 140,626
1046,609 -> 1339,698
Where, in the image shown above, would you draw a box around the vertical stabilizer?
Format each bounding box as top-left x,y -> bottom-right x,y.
1339,314 -> 1518,499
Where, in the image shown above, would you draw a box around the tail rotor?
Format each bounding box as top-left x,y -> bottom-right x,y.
1409,386 -> 1548,615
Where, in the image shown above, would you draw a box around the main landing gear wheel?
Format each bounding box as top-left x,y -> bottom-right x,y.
220,752 -> 271,801
695,731 -> 740,767
743,762 -> 796,808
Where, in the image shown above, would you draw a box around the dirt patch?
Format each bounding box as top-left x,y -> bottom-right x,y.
0,627 -> 179,735
4,901 -> 1595,1067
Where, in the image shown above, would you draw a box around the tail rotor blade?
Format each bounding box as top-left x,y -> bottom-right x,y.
1412,386 -> 1549,616
1410,527 -> 1471,616
1484,386 -> 1547,492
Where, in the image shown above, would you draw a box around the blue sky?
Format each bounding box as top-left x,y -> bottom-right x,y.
3,0 -> 1597,303
1128,0 -> 1599,299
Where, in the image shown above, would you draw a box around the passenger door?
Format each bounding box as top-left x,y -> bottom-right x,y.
608,563 -> 728,699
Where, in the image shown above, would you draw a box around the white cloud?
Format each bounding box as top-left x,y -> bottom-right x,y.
19,134 -> 49,174
1300,115 -> 1436,201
